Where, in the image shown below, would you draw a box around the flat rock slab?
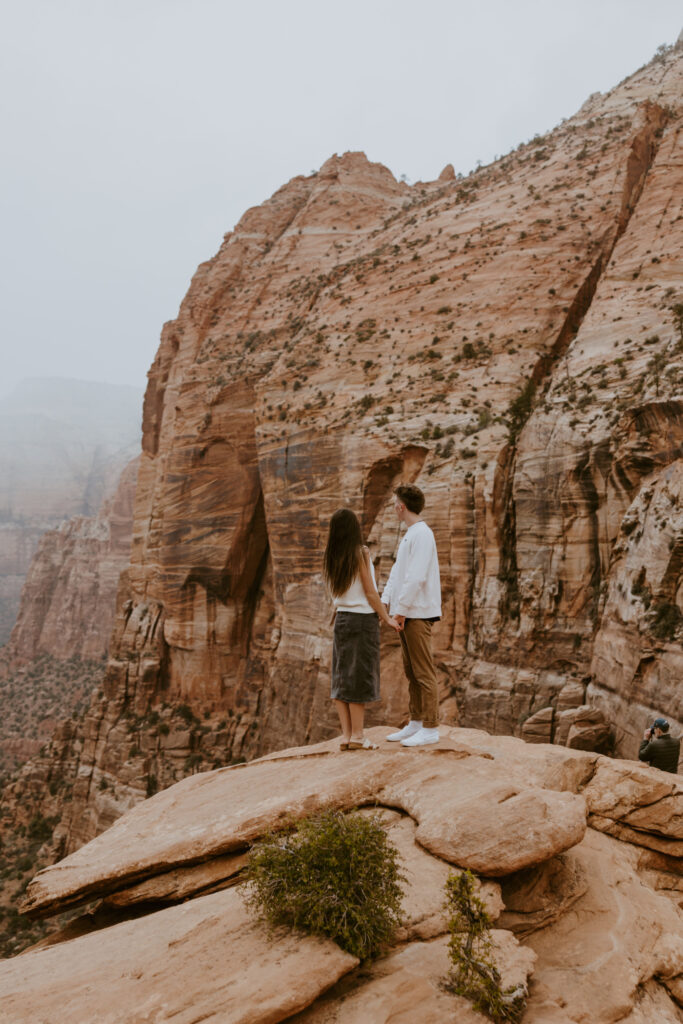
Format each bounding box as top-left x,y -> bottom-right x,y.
23,728 -> 590,918
378,753 -> 587,876
0,886 -> 358,1024
583,758 -> 683,841
22,750 -> 403,917
103,851 -> 249,906
588,815 -> 683,860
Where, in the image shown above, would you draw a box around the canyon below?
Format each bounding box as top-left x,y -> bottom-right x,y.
0,38 -> 681,1023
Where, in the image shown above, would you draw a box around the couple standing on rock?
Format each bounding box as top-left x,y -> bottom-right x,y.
323,484 -> 442,750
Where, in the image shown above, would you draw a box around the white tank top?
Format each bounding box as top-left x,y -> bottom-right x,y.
333,560 -> 377,614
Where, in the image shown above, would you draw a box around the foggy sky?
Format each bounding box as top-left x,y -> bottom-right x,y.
1,0 -> 680,399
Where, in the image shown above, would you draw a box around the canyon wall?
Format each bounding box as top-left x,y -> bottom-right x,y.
3,46 -> 682,858
0,459 -> 138,776
2,457 -> 139,667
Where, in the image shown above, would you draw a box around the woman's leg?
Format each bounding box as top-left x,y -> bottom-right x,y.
349,702 -> 365,742
333,700 -> 352,742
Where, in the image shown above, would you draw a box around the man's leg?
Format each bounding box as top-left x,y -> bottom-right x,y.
402,619 -> 439,729
400,627 -> 423,723
386,631 -> 424,741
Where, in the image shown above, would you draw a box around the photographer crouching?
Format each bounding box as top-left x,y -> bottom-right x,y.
638,717 -> 681,774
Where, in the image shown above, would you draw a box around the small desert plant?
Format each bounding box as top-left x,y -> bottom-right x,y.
244,809 -> 404,960
650,600 -> 682,641
506,379 -> 536,443
443,870 -> 526,1023
670,303 -> 683,346
27,815 -> 53,844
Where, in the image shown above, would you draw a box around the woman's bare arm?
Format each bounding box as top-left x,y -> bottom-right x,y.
359,548 -> 399,629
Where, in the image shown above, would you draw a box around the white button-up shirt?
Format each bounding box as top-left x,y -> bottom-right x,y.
381,520 -> 442,619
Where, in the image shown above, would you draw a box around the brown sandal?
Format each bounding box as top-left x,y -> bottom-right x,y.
347,737 -> 379,750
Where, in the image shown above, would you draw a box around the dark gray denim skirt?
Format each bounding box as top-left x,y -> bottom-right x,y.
331,611 -> 380,703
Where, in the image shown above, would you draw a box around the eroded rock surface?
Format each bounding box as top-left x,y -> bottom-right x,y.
3,726 -> 682,1023
0,887 -> 359,1024
520,829 -> 683,1023
20,728 -> 588,918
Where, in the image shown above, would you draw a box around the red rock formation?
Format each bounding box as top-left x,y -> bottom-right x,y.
0,459 -> 138,777
4,47 -> 683,859
3,457 -> 138,666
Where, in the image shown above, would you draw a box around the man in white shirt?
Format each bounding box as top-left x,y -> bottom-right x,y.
381,484 -> 442,746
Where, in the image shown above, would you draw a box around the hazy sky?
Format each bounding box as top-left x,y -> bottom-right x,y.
1,1 -> 680,399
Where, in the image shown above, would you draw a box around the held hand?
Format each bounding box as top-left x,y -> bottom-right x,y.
386,616 -> 401,632
394,614 -> 405,630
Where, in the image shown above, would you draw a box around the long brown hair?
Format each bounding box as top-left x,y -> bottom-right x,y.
323,509 -> 364,597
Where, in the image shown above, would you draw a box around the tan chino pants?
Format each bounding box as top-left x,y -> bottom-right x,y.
399,618 -> 439,729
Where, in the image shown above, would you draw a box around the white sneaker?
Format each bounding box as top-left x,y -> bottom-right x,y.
386,721 -> 423,742
401,727 -> 440,747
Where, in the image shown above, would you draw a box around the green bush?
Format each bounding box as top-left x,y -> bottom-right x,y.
650,600 -> 681,640
176,703 -> 196,726
27,815 -> 53,843
506,379 -> 536,443
444,870 -> 526,1023
244,809 -> 404,960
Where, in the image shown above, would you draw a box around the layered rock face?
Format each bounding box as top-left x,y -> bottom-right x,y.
0,459 -> 137,776
6,48 -> 683,856
0,378 -> 142,644
2,457 -> 138,666
2,728 -> 682,1022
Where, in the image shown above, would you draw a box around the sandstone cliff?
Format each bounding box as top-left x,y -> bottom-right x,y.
1,728 -> 682,1022
4,46 -> 683,862
0,458 -> 138,776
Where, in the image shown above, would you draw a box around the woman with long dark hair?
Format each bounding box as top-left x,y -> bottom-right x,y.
323,508 -> 399,750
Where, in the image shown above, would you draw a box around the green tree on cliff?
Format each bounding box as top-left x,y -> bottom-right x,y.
444,870 -> 526,1023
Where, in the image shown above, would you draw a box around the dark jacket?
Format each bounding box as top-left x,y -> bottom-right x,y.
638,733 -> 681,774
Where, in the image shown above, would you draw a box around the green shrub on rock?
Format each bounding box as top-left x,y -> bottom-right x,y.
444,870 -> 526,1023
244,808 -> 404,960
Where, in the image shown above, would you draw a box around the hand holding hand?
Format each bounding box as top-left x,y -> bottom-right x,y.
394,614 -> 406,630
386,616 -> 401,632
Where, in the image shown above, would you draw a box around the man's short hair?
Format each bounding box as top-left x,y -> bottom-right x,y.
395,483 -> 425,515
654,717 -> 670,732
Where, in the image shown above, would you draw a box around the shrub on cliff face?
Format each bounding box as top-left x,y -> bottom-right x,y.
244,809 -> 404,960
444,870 -> 526,1023
506,379 -> 536,443
650,599 -> 682,641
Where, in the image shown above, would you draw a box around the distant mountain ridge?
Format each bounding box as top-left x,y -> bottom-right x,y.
0,377 -> 143,643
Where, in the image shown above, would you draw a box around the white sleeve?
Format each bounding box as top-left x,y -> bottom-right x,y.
394,531 -> 434,616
